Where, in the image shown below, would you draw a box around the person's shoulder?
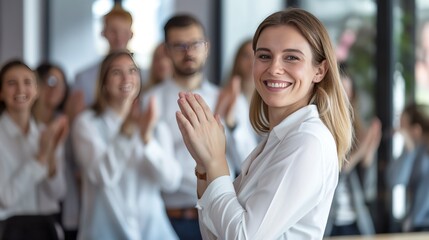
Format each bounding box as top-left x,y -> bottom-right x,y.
144,81 -> 169,97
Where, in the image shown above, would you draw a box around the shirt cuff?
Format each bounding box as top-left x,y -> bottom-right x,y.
196,175 -> 235,210
27,159 -> 49,181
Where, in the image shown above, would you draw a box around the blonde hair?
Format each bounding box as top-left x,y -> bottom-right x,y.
103,4 -> 133,27
92,50 -> 140,115
249,8 -> 353,168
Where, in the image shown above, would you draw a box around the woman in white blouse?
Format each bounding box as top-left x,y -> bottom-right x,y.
72,50 -> 181,240
0,60 -> 67,223
175,8 -> 353,240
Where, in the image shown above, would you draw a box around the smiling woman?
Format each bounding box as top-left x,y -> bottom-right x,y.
0,60 -> 67,238
175,8 -> 353,240
71,50 -> 182,240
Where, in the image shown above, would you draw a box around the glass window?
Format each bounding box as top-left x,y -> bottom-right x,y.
92,0 -> 173,69
221,0 -> 284,83
416,0 -> 429,104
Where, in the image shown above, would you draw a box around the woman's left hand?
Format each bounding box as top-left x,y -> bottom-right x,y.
176,92 -> 227,171
139,96 -> 158,144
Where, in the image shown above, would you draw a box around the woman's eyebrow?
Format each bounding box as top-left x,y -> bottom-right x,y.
255,47 -> 304,55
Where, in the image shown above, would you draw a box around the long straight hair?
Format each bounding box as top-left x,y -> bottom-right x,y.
91,50 -> 141,115
249,8 -> 353,168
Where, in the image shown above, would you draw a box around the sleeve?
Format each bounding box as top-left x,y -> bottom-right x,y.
133,121 -> 183,192
71,112 -> 137,187
197,133 -> 329,240
385,148 -> 417,188
0,147 -> 47,208
410,156 -> 429,224
40,144 -> 67,201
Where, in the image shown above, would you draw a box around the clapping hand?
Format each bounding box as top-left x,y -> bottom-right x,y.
139,96 -> 158,144
37,115 -> 69,177
214,75 -> 241,128
120,97 -> 158,144
176,92 -> 228,178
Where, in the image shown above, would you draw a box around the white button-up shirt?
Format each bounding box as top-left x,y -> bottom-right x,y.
197,105 -> 339,240
143,79 -> 257,209
0,112 -> 66,220
72,109 -> 181,240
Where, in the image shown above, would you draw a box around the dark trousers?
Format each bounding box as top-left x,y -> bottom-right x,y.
330,222 -> 360,236
169,217 -> 202,240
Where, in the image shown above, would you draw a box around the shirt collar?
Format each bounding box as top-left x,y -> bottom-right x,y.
0,111 -> 39,138
101,107 -> 124,131
271,104 -> 319,140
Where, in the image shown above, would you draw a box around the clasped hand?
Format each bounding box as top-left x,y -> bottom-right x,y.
176,92 -> 227,175
121,96 -> 158,144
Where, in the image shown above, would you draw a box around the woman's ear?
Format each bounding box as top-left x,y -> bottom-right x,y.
313,60 -> 327,83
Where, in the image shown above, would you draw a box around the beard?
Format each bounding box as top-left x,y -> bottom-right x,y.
173,56 -> 205,77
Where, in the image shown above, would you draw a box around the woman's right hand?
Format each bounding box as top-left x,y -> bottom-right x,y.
120,99 -> 140,137
139,96 -> 158,144
37,115 -> 69,176
176,92 -> 229,181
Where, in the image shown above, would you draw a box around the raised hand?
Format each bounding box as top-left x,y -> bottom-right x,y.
64,90 -> 85,124
120,99 -> 141,137
176,92 -> 228,178
361,118 -> 382,167
37,115 -> 69,177
214,75 -> 241,128
139,96 -> 158,144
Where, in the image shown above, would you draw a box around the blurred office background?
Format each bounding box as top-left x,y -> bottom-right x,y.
1,0 -> 429,234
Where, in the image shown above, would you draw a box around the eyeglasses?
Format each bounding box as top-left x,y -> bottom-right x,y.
46,76 -> 58,87
167,40 -> 207,52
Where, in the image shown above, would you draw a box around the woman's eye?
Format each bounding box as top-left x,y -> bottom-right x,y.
285,55 -> 299,61
24,79 -> 33,85
257,54 -> 270,60
129,67 -> 137,74
111,69 -> 121,75
6,80 -> 16,85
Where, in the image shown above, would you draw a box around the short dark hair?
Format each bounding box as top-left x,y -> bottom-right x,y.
163,14 -> 205,42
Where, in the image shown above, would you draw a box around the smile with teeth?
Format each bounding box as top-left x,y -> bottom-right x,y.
14,94 -> 28,102
120,84 -> 133,92
265,81 -> 291,88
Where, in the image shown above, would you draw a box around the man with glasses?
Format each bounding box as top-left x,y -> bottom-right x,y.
143,14 -> 257,240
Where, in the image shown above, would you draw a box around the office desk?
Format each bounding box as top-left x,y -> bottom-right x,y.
325,232 -> 429,240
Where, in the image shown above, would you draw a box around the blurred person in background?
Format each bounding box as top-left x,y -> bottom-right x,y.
34,62 -> 85,240
0,60 -> 68,238
324,62 -> 381,236
143,14 -> 257,240
386,103 -> 429,232
72,50 -> 181,240
226,38 -> 254,105
74,4 -> 142,107
143,42 -> 173,92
